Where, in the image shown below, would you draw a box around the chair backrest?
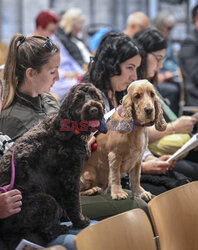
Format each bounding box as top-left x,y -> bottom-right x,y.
148,181 -> 198,250
74,208 -> 157,250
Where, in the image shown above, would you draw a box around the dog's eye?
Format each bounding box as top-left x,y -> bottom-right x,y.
150,91 -> 155,97
135,93 -> 140,99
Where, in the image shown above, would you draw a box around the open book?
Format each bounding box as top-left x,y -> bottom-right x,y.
167,133 -> 198,162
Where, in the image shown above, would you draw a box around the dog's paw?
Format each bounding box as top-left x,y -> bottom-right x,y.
72,217 -> 90,229
140,191 -> 152,201
80,186 -> 102,196
111,189 -> 128,200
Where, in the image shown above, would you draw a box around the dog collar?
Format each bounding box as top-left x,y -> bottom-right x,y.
134,121 -> 155,127
116,107 -> 154,127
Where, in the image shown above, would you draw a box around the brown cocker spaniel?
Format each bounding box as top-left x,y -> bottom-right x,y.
80,80 -> 167,200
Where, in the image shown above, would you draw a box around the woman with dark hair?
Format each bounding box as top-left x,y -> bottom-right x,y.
134,27 -> 198,183
78,32 -> 154,221
82,32 -> 176,197
84,32 -> 141,111
134,27 -> 168,84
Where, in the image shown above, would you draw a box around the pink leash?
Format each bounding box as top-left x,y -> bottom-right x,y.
0,150 -> 15,192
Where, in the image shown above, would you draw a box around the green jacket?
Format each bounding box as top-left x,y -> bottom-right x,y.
0,92 -> 59,140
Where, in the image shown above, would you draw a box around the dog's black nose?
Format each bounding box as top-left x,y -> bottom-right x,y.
89,107 -> 98,115
144,108 -> 153,115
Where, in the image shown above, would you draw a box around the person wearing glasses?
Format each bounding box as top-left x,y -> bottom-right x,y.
134,28 -> 197,144
134,27 -> 198,182
0,34 -> 60,141
50,7 -> 91,103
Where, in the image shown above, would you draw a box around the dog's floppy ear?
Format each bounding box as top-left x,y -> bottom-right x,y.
154,95 -> 167,131
121,93 -> 134,122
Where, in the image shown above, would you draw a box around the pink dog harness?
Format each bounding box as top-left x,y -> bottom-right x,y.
0,150 -> 15,192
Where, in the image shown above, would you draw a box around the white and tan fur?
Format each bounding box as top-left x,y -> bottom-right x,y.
80,80 -> 167,200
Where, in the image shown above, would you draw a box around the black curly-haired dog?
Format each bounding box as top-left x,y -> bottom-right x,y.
0,83 -> 106,249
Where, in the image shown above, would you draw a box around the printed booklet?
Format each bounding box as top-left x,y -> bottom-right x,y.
167,133 -> 198,162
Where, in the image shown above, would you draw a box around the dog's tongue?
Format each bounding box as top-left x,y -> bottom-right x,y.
88,120 -> 100,128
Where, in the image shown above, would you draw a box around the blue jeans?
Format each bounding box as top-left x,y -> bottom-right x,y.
47,220 -> 97,250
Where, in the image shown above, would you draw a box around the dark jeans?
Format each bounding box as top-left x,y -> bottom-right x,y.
174,158 -> 198,181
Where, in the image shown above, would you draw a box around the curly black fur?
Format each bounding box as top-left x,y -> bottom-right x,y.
0,83 -> 105,249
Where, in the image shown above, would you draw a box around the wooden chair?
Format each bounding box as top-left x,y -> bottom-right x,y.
74,208 -> 157,250
148,181 -> 198,250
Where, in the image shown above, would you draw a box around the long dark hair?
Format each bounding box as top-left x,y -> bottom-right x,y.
134,27 -> 167,84
83,32 -> 142,107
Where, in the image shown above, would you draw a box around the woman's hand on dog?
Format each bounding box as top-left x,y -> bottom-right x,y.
142,155 -> 175,175
87,135 -> 96,155
0,188 -> 22,218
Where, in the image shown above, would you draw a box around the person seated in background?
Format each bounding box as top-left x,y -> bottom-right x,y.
123,11 -> 149,37
50,31 -> 85,103
153,10 -> 181,116
55,7 -> 91,67
0,34 -> 60,141
179,4 -> 198,107
51,7 -> 92,103
134,27 -> 198,182
32,9 -> 59,37
89,26 -> 121,54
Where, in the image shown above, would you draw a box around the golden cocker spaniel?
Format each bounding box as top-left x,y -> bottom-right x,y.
80,80 -> 167,200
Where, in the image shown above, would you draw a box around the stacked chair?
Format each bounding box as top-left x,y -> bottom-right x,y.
74,181 -> 198,250
148,181 -> 198,250
74,208 -> 157,250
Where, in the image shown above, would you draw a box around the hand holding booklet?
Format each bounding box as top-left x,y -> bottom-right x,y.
167,133 -> 198,162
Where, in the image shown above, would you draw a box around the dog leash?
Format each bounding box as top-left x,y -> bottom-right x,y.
0,150 -> 15,193
0,123 -> 41,192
